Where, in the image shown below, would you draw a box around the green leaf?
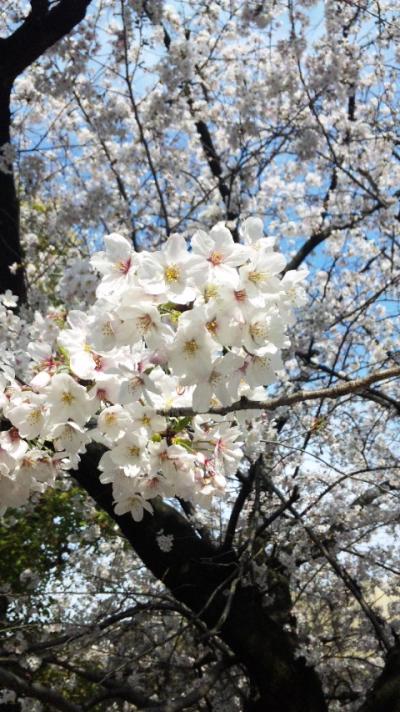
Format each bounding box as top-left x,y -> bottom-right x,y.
169,416 -> 193,433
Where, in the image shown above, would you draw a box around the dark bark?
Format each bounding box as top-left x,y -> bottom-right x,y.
0,1 -> 92,83
0,84 -> 25,300
149,17 -> 240,237
0,0 -> 93,302
194,119 -> 239,226
359,645 -> 400,712
284,200 -> 384,273
73,444 -> 328,712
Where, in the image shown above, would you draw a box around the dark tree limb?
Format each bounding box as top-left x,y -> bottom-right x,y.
155,365 -> 400,418
194,119 -> 239,228
143,660 -> 230,712
41,656 -> 152,708
72,444 -> 327,712
0,0 -> 93,301
296,351 -> 400,414
358,645 -> 400,712
284,200 -> 384,273
0,665 -> 81,712
143,14 -> 240,237
0,85 -> 25,300
0,1 -> 92,81
222,456 -> 260,552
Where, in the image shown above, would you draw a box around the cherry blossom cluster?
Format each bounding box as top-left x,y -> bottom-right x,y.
0,218 -> 306,519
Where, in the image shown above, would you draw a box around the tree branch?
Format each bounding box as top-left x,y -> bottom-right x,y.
0,665 -> 81,712
284,201 -> 384,273
0,1 -> 93,82
267,480 -> 392,652
144,13 -> 240,236
222,456 -> 261,552
44,657 -> 151,708
143,660 -> 230,712
358,644 -> 400,712
72,444 -> 328,712
120,0 -> 171,237
296,351 -> 400,414
0,0 -> 93,301
157,366 -> 400,418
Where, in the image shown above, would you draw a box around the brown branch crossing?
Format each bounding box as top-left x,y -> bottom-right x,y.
158,366 -> 400,417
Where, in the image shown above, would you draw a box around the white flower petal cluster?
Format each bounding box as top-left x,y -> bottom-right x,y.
0,218 -> 307,518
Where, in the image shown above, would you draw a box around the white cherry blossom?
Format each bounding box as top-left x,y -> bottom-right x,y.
46,373 -> 95,426
190,224 -> 247,286
114,494 -> 154,521
6,393 -> 46,439
0,217 -> 306,519
137,234 -> 198,303
91,233 -> 137,297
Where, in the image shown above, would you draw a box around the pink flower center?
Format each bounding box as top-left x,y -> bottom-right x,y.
117,257 -> 132,275
234,289 -> 247,302
93,354 -> 104,371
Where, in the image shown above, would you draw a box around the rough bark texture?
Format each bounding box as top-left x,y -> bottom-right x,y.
0,1 -> 93,82
0,0 -> 92,299
74,445 -> 328,712
359,646 -> 400,712
74,448 -> 400,711
0,84 -> 25,300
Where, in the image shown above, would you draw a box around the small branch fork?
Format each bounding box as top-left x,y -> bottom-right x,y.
296,351 -> 400,414
158,366 -> 400,418
0,658 -> 228,712
0,665 -> 81,712
222,456 -> 261,551
268,480 -> 393,652
222,456 -> 299,552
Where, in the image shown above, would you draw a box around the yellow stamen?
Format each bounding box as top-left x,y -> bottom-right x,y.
184,339 -> 199,355
206,319 -> 218,335
204,284 -> 219,301
208,251 -> 224,266
61,391 -> 75,405
137,314 -> 154,333
248,270 -> 265,284
102,321 -> 114,337
249,323 -> 267,340
164,264 -> 181,283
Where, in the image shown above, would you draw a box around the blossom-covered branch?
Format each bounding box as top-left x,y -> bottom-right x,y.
0,218 -> 307,519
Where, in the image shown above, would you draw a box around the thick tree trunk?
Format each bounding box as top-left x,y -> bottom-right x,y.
359,646 -> 400,712
0,83 -> 26,300
0,0 -> 93,301
74,445 -> 328,712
